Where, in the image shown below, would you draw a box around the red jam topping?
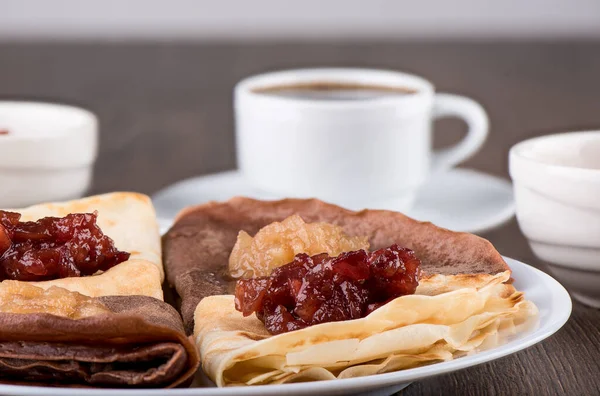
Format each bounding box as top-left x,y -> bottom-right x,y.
235,244 -> 421,334
0,211 -> 130,281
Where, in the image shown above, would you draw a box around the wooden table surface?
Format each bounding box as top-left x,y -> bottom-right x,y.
1,42 -> 599,395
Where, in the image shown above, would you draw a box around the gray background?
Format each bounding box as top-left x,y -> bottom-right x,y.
2,0 -> 600,40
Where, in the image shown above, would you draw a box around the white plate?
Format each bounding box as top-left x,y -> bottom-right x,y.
0,257 -> 571,396
151,168 -> 515,234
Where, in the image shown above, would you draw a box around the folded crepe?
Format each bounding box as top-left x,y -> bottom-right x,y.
163,197 -> 511,333
0,193 -> 199,387
0,282 -> 199,387
5,192 -> 163,300
194,281 -> 536,386
163,198 -> 537,386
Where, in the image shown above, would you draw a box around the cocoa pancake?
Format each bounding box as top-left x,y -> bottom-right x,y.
0,284 -> 199,388
163,197 -> 510,334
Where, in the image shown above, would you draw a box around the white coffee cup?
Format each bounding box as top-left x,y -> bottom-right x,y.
235,68 -> 488,210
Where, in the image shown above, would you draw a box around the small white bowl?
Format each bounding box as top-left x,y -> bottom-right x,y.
509,131 -> 600,308
0,101 -> 97,207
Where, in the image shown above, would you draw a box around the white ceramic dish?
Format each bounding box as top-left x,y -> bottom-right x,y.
0,101 -> 97,207
509,131 -> 600,308
152,168 -> 515,234
0,257 -> 571,396
235,68 -> 488,209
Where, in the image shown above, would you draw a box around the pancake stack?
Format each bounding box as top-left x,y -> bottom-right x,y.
0,193 -> 199,387
163,197 -> 537,386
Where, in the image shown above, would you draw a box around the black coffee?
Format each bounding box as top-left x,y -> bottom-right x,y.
252,82 -> 416,101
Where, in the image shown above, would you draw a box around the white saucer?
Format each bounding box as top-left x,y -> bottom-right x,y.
0,257 -> 571,396
152,168 -> 515,234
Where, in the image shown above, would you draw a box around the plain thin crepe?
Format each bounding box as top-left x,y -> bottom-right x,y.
194,275 -> 537,386
4,192 -> 163,300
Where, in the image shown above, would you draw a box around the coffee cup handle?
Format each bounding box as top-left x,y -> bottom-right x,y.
431,93 -> 489,172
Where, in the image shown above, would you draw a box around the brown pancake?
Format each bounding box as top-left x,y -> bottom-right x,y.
163,197 -> 510,333
0,294 -> 199,387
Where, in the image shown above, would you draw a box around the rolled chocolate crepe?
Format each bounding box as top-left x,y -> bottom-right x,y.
163,197 -> 511,333
0,283 -> 199,387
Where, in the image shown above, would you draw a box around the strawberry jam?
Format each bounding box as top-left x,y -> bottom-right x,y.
235,244 -> 421,334
0,211 -> 130,281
